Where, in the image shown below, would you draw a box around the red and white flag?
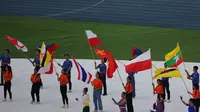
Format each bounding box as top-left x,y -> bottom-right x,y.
85,30 -> 102,48
38,61 -> 53,74
5,35 -> 28,52
125,49 -> 152,73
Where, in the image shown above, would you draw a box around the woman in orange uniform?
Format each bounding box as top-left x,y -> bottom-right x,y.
30,68 -> 41,104
58,69 -> 69,108
3,66 -> 12,101
152,79 -> 164,100
92,72 -> 103,112
124,76 -> 134,112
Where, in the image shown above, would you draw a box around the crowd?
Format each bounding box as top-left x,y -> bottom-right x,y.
0,48 -> 200,112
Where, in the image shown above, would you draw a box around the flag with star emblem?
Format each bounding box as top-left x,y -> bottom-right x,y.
95,48 -> 107,58
165,43 -> 183,67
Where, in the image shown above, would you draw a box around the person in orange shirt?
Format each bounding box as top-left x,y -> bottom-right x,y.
30,68 -> 41,104
124,76 -> 134,112
3,65 -> 12,101
152,79 -> 164,100
188,84 -> 200,112
91,72 -> 103,112
58,69 -> 69,108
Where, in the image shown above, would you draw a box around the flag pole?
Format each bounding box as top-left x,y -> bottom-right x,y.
117,69 -> 125,89
19,50 -> 33,64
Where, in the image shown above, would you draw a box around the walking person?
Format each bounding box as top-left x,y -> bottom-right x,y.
112,92 -> 127,112
0,49 -> 11,85
3,66 -> 12,101
162,63 -> 170,102
32,49 -> 43,88
152,79 -> 165,100
58,54 -> 73,93
92,72 -> 103,112
95,58 -> 107,96
76,87 -> 91,112
124,76 -> 134,112
30,68 -> 41,104
58,69 -> 69,108
128,72 -> 136,98
185,66 -> 199,89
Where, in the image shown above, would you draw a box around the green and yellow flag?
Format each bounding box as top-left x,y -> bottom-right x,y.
165,43 -> 183,67
153,68 -> 182,79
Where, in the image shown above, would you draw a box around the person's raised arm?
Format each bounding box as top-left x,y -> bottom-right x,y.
94,62 -> 98,69
180,96 -> 189,106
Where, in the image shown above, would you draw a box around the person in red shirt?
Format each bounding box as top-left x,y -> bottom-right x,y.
124,76 -> 134,112
58,69 -> 69,108
188,84 -> 200,112
3,65 -> 12,101
152,79 -> 164,100
30,68 -> 41,104
92,72 -> 103,112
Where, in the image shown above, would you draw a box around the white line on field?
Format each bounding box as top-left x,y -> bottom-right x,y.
41,0 -> 105,17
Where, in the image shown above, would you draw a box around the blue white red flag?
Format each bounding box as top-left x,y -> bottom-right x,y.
72,58 -> 92,84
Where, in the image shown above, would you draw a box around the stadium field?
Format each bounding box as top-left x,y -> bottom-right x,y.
0,15 -> 200,62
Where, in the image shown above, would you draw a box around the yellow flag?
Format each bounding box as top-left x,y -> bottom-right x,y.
153,67 -> 182,79
40,42 -> 52,67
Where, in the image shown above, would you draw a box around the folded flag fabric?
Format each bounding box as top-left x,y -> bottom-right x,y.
72,58 -> 92,84
165,43 -> 183,67
5,35 -> 28,52
38,61 -> 53,74
153,67 -> 182,79
106,52 -> 118,78
95,48 -> 107,58
85,30 -> 102,48
125,49 -> 152,73
40,42 -> 52,67
132,46 -> 143,59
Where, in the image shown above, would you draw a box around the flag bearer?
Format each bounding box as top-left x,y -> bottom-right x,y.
92,72 -> 103,112
58,69 -> 69,108
112,92 -> 127,112
185,66 -> 199,89
162,63 -> 171,102
152,79 -> 164,100
95,58 -> 107,96
124,76 -> 134,112
58,54 -> 73,93
0,49 -> 11,85
30,68 -> 41,104
180,97 -> 196,112
128,72 -> 136,98
32,49 -> 43,88
3,65 -> 12,101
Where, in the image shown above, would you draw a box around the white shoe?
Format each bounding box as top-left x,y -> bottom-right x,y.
31,101 -> 35,104
92,110 -> 98,112
3,99 -> 7,101
66,105 -> 69,108
166,100 -> 171,103
68,90 -> 72,93
36,102 -> 40,104
9,99 -> 12,102
99,110 -> 103,112
61,105 -> 65,108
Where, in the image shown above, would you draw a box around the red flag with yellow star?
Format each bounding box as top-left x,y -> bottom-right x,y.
106,52 -> 118,78
95,48 -> 107,58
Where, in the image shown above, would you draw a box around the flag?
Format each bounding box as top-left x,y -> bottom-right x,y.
165,43 -> 183,67
106,52 -> 118,78
153,67 -> 182,79
132,46 -> 142,59
95,48 -> 107,58
5,35 -> 28,52
85,30 -> 102,48
125,49 -> 152,73
40,42 -> 52,67
37,43 -> 59,54
72,58 -> 92,84
38,61 -> 54,74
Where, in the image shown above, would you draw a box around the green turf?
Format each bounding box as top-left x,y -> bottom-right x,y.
0,15 -> 200,62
